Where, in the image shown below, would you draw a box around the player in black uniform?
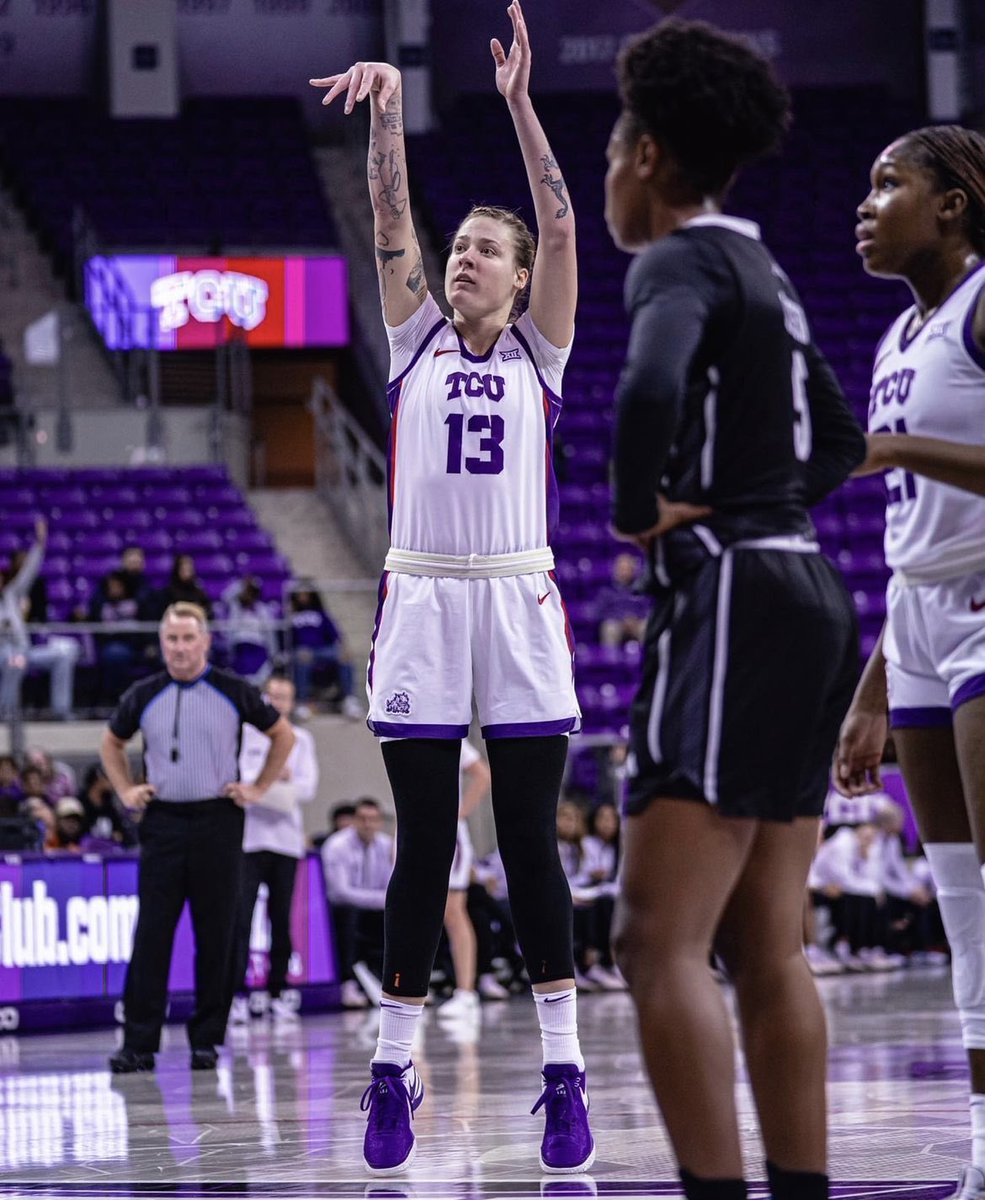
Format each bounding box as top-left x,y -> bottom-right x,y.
603,21 -> 865,1200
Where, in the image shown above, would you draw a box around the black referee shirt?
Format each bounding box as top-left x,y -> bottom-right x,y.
109,666 -> 280,802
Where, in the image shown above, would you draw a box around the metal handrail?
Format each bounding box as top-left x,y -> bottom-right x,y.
308,377 -> 389,574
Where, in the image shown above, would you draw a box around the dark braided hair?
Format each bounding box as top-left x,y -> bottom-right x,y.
898,125 -> 985,255
616,18 -> 791,199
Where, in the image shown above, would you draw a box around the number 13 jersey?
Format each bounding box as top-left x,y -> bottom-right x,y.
384,293 -> 570,557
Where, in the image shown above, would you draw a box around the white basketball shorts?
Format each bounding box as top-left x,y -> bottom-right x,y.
885,567 -> 985,728
366,570 -> 581,739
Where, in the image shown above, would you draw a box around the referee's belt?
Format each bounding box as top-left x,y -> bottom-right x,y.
384,547 -> 555,579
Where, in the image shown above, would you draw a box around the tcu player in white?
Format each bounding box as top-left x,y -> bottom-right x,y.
311,1 -> 593,1178
835,125 -> 985,1200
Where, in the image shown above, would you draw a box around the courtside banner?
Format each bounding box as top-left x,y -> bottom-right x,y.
84,254 -> 349,350
0,853 -> 336,1026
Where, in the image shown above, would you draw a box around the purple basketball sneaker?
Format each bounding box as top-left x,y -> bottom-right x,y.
361,1061 -> 425,1175
531,1063 -> 596,1173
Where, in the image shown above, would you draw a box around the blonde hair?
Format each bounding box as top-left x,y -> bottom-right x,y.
160,602 -> 209,634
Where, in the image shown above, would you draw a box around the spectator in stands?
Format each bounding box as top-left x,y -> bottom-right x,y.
0,519 -> 79,720
556,800 -> 614,992
581,802 -> 624,989
875,800 -> 935,958
808,823 -> 898,971
80,762 -> 137,848
7,547 -> 47,623
437,739 -> 492,1021
20,794 -> 55,844
222,576 -> 278,687
288,584 -> 360,718
148,554 -> 213,620
0,754 -> 24,816
24,746 -> 76,805
595,553 -> 650,648
45,796 -> 87,853
322,797 -> 394,1009
331,802 -> 357,833
19,764 -> 47,807
89,571 -> 141,704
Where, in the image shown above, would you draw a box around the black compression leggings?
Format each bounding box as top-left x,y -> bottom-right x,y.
380,735 -> 574,997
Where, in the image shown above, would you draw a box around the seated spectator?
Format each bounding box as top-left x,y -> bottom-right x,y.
24,746 -> 76,805
20,794 -> 55,845
45,796 -> 86,853
330,802 -> 357,833
0,754 -> 24,817
579,802 -> 624,989
322,797 -> 393,1009
0,519 -> 79,720
808,823 -> 900,972
222,576 -> 277,685
79,762 -> 137,848
468,849 -> 523,997
147,553 -> 213,620
594,553 -> 650,648
436,739 -> 491,1019
88,571 -> 141,703
19,764 -> 48,807
288,584 -> 360,718
875,800 -> 937,958
556,799 -> 620,991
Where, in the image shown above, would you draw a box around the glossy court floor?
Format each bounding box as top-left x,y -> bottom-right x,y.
0,968 -> 974,1199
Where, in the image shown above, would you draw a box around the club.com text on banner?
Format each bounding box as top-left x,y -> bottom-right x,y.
0,881 -> 138,968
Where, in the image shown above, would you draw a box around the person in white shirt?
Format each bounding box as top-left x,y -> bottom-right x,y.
438,740 -> 492,1020
808,824 -> 896,971
322,797 -> 394,1009
229,674 -> 319,1025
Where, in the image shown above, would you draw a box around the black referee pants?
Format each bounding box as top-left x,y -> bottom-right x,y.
230,850 -> 299,1000
123,798 -> 244,1053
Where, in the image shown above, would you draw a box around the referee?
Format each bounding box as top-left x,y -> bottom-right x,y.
101,602 -> 295,1073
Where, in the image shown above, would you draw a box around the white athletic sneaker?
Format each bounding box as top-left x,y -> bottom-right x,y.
573,969 -> 598,993
951,1164 -> 985,1198
477,972 -> 511,1000
342,979 -> 370,1009
437,989 -> 480,1020
859,947 -> 905,972
804,944 -> 844,976
229,994 -> 251,1025
271,995 -> 300,1024
583,964 -> 626,991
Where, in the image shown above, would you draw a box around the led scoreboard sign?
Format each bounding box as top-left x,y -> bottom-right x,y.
84,254 -> 349,350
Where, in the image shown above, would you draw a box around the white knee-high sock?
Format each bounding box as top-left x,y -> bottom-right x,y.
533,988 -> 584,1069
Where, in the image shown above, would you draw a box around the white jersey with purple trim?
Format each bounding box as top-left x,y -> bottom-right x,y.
868,262 -> 985,582
384,294 -> 569,556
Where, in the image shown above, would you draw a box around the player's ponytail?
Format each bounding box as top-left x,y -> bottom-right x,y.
902,125 -> 985,255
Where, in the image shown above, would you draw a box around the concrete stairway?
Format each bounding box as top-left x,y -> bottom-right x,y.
0,185 -> 123,410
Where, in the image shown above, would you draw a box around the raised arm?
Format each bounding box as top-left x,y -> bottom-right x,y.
492,1 -> 576,346
310,63 -> 427,327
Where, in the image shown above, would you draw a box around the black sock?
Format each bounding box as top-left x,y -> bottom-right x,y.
766,1159 -> 829,1200
679,1168 -> 747,1199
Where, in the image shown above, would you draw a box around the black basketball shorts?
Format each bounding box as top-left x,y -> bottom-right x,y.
624,546 -> 858,822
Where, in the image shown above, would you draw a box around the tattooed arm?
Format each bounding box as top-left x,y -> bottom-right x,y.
310,62 -> 428,326
491,1 -> 576,347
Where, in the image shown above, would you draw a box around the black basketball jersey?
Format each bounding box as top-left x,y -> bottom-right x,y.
611,215 -> 864,564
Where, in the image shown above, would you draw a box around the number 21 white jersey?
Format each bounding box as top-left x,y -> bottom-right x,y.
868,262 -> 985,582
384,294 -> 570,557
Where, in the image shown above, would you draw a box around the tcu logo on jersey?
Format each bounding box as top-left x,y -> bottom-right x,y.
445,372 -> 506,402
869,367 -> 916,419
385,691 -> 412,715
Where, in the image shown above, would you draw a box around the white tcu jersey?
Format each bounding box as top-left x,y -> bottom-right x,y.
867,263 -> 985,582
384,294 -> 569,556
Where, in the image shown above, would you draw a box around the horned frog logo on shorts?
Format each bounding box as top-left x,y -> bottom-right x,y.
385,691 -> 412,715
